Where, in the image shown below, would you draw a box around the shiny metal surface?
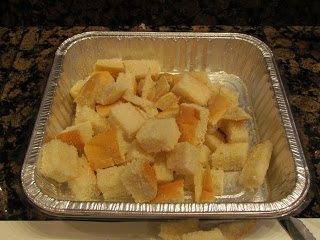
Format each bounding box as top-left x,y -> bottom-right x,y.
21,32 -> 310,219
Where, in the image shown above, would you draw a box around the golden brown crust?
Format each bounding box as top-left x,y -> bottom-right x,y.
84,127 -> 125,170
150,179 -> 184,203
55,129 -> 85,151
143,160 -> 158,191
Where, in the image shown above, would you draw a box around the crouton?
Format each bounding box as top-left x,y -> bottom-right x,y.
219,120 -> 249,143
75,105 -> 111,135
84,127 -> 128,170
207,94 -> 231,132
204,131 -> 226,152
94,58 -> 125,78
123,59 -> 161,79
171,73 -> 211,106
176,103 -> 209,147
37,139 -> 79,183
210,143 -> 249,171
109,102 -> 147,140
116,71 -> 137,95
155,108 -> 179,119
96,165 -> 133,201
121,159 -> 157,202
95,101 -> 121,118
125,140 -> 155,163
68,155 -> 100,201
55,121 -> 93,151
151,178 -> 184,203
239,140 -> 273,189
155,92 -> 180,111
136,118 -> 181,153
69,79 -> 85,99
167,142 -> 200,175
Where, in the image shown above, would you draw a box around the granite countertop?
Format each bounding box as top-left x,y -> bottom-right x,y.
0,26 -> 319,220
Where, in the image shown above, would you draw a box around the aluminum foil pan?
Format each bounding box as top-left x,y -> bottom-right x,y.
21,32 -> 310,219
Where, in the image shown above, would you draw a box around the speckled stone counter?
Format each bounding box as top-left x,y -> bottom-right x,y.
0,26 -> 319,220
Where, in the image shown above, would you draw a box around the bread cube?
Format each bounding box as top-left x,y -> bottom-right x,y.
167,142 -> 200,175
199,145 -> 211,166
171,73 -> 211,106
55,121 -> 93,151
121,159 -> 157,202
155,92 -> 180,111
95,101 -> 121,118
222,106 -> 251,121
69,79 -> 85,99
84,127 -> 128,170
154,74 -> 170,101
219,85 -> 239,107
38,139 -> 79,183
116,71 -> 137,95
210,143 -> 249,171
207,94 -> 231,132
150,178 -> 185,203
96,81 -> 127,105
204,131 -> 226,152
159,219 -> 199,240
122,91 -> 159,118
239,140 -> 273,189
109,102 -> 147,140
125,140 -> 155,163
96,166 -> 132,201
182,228 -> 225,240
153,158 -> 174,184
176,103 -> 209,147
219,120 -> 249,143
94,58 -> 125,78
123,59 -> 161,79
138,73 -> 156,101
211,169 -> 224,196
136,118 -> 181,153
68,156 -> 100,201
75,105 -> 111,135
75,71 -> 114,108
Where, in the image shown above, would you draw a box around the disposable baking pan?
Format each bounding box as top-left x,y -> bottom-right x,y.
21,32 -> 310,219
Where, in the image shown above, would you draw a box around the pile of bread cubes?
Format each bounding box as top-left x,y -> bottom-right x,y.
37,58 -> 273,204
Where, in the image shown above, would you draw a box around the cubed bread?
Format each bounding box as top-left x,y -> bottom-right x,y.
199,166 -> 215,202
154,75 -> 170,101
122,91 -> 159,118
155,92 -> 180,111
167,142 -> 200,175
109,102 -> 147,140
239,140 -> 273,189
123,59 -> 161,79
116,71 -> 137,95
204,131 -> 227,152
176,103 -> 209,147
159,219 -> 199,240
222,106 -> 251,121
207,95 -> 232,132
153,73 -> 175,88
95,101 -> 121,118
219,120 -> 249,143
150,178 -> 184,203
199,145 -> 211,166
84,127 -> 128,170
210,143 -> 249,171
194,165 -> 204,203
171,73 -> 211,106
75,105 -> 111,135
96,81 -> 127,105
121,159 -> 157,202
68,155 -> 100,201
69,79 -> 85,99
55,121 -> 93,151
219,85 -> 239,107
125,140 -> 155,163
188,72 -> 221,96
153,159 -> 174,184
138,73 -> 156,101
211,169 -> 224,196
37,139 -> 79,183
218,220 -> 257,240
94,58 -> 125,78
96,165 -> 132,201
182,228 -> 226,240
136,118 -> 181,153
75,71 -> 115,108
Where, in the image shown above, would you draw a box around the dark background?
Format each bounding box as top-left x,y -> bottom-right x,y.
1,0 -> 320,27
